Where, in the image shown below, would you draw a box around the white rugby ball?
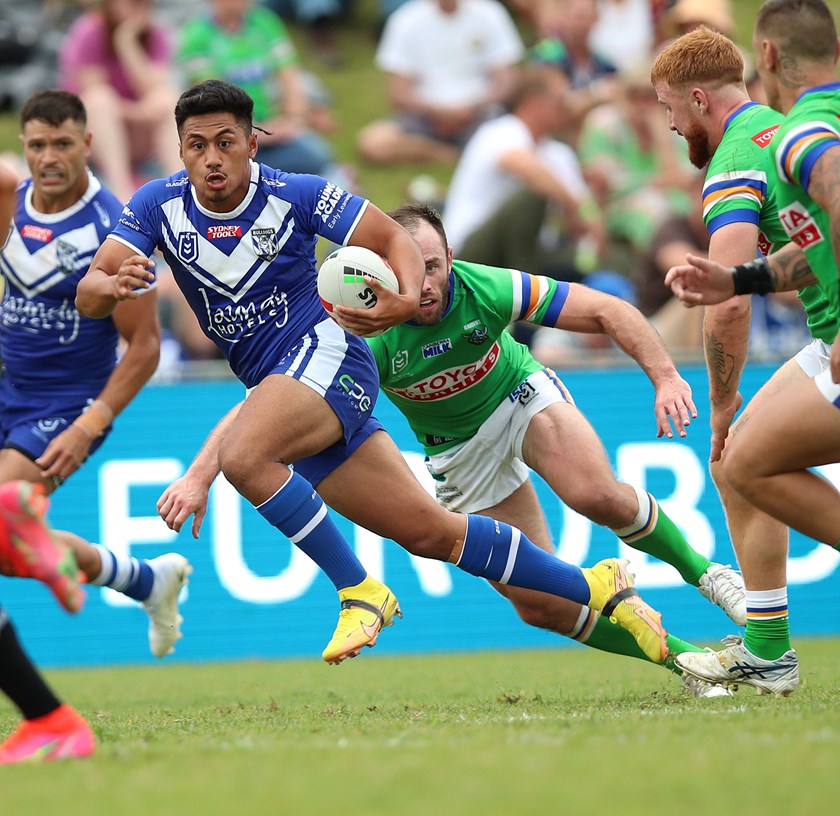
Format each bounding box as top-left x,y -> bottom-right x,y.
317,245 -> 400,337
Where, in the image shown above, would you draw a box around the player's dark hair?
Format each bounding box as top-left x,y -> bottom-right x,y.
20,90 -> 86,129
175,80 -> 254,135
756,0 -> 837,62
388,203 -> 449,252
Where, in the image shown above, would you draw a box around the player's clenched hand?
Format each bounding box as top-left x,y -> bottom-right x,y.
36,425 -> 93,481
653,373 -> 697,439
665,253 -> 736,306
333,276 -> 417,336
709,394 -> 742,463
111,255 -> 154,301
157,475 -> 209,539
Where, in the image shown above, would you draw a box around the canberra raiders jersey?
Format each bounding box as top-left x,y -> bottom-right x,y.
773,82 -> 840,334
703,101 -> 835,342
109,161 -> 369,388
368,259 -> 569,454
0,172 -> 122,391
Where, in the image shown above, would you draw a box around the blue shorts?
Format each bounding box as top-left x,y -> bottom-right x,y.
262,317 -> 383,485
0,377 -> 110,463
294,416 -> 385,487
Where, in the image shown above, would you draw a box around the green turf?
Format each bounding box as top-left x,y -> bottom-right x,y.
2,640 -> 839,815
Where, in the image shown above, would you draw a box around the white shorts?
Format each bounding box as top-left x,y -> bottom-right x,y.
794,338 -> 831,377
424,369 -> 572,513
814,367 -> 840,407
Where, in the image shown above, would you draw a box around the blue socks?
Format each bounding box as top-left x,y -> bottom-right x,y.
257,471 -> 366,591
91,545 -> 154,601
457,515 -> 591,604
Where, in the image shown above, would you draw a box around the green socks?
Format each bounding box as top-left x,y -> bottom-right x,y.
613,487 -> 711,586
743,588 -> 792,660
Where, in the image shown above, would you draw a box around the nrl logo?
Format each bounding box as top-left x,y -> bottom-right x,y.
252,228 -> 280,261
462,324 -> 489,345
391,349 -> 409,375
178,231 -> 199,263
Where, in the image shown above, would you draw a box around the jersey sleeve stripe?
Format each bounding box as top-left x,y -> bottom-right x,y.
776,123 -> 840,185
706,209 -> 760,234
108,233 -> 146,255
540,281 -> 570,326
510,268 -> 524,322
799,140 -> 839,191
341,199 -> 370,246
702,185 -> 766,217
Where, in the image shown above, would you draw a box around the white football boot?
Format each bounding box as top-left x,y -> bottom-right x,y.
142,553 -> 192,658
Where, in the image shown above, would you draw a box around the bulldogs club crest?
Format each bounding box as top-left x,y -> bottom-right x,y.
178,231 -> 199,263
252,228 -> 280,262
55,239 -> 78,274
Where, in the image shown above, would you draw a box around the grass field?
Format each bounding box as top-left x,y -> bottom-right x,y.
2,639 -> 839,815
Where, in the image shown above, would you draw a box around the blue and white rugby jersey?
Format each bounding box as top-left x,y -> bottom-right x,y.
0,172 -> 122,392
110,161 -> 369,388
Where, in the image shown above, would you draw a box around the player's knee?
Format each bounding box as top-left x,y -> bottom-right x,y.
568,486 -> 622,527
511,599 -> 555,630
722,453 -> 753,500
217,443 -> 257,495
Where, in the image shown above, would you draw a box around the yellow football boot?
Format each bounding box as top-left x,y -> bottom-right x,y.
322,576 -> 402,665
582,558 -> 669,664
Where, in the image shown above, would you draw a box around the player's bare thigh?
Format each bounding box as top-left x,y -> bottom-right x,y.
727,375 -> 840,478
0,448 -> 53,494
520,401 -> 636,524
723,355 -> 810,455
318,429 -> 463,560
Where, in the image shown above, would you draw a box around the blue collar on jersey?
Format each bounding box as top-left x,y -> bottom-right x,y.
405,269 -> 456,327
796,80 -> 840,103
724,100 -> 759,131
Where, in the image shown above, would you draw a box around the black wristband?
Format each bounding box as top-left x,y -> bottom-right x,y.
732,256 -> 773,296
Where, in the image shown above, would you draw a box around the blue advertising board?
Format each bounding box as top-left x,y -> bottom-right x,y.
4,361 -> 837,668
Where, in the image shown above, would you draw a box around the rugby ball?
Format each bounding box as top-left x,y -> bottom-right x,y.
317,245 -> 400,337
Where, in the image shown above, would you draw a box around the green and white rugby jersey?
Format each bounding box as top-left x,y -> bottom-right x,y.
703,101 -> 835,342
772,82 -> 840,336
367,260 -> 570,455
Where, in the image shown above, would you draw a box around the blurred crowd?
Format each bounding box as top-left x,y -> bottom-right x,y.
0,0 -> 812,377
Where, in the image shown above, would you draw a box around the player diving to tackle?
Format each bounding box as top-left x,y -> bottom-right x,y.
76,78 -> 674,665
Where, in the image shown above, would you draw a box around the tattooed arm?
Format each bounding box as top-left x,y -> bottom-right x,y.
702,223 -> 757,462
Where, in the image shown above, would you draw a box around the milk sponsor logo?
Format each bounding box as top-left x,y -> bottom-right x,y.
421,338 -> 452,358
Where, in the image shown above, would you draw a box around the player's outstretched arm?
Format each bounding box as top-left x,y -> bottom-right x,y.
666,242 -> 817,305
157,403 -> 242,538
76,237 -> 155,319
552,283 -> 697,438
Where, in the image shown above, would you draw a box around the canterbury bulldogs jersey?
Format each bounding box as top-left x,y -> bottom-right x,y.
0,171 -> 122,391
110,161 -> 369,388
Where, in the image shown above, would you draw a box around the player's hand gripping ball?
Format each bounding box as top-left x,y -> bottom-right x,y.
317,246 -> 400,337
